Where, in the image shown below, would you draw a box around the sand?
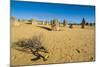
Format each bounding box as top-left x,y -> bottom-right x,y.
11,22 -> 95,66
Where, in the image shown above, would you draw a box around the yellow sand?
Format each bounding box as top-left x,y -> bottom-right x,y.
11,22 -> 95,66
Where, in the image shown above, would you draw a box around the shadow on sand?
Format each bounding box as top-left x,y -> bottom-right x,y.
37,26 -> 52,31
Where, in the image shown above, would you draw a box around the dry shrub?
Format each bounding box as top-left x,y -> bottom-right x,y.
69,24 -> 73,28
13,34 -> 49,61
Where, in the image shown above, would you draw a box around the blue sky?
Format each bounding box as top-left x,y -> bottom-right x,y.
11,1 -> 95,23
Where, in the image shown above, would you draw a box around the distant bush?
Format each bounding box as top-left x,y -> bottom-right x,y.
85,22 -> 89,26
63,19 -> 67,27
90,23 -> 93,26
69,24 -> 73,28
81,18 -> 86,28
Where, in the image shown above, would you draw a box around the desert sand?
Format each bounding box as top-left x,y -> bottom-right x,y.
11,22 -> 95,66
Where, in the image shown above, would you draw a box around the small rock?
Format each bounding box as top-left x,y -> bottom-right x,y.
76,49 -> 80,53
89,56 -> 94,61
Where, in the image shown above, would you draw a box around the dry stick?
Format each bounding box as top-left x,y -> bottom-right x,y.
29,48 -> 47,61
